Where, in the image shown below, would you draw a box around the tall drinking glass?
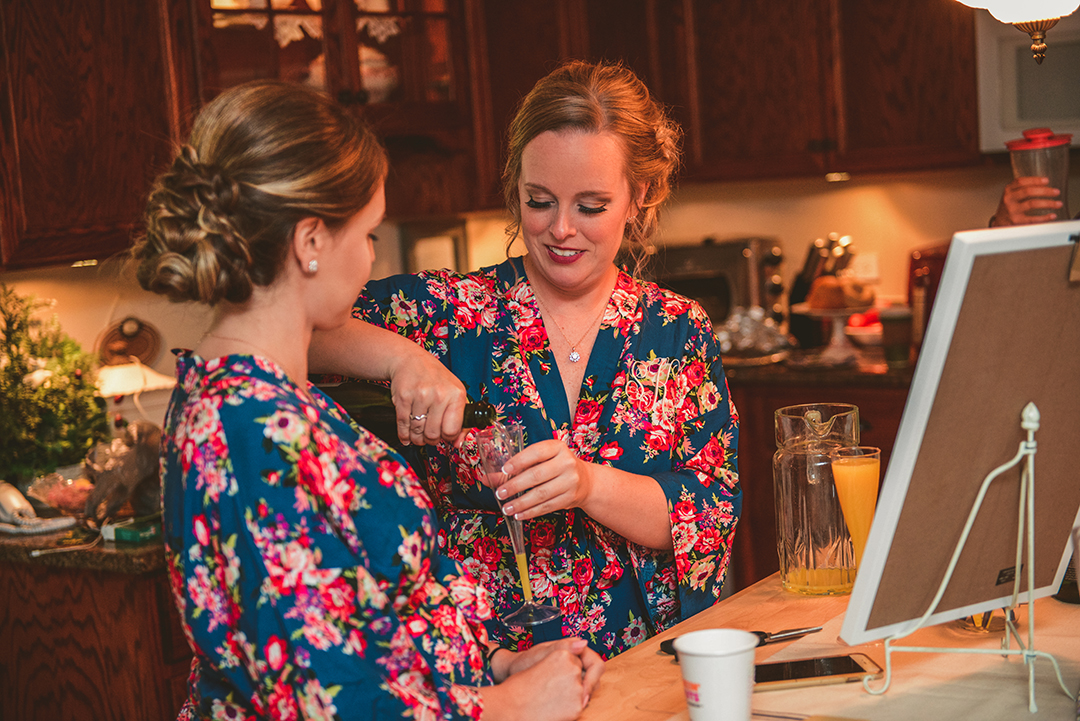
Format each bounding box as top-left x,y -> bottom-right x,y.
477,423 -> 562,628
829,446 -> 880,568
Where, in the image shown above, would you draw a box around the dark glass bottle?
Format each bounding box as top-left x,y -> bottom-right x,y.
313,379 -> 495,445
462,401 -> 496,429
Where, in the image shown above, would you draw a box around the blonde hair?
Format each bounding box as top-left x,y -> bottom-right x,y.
502,60 -> 682,272
134,80 -> 387,304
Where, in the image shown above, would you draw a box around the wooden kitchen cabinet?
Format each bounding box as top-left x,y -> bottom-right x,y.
193,0 -> 479,219
0,0 -> 196,271
725,372 -> 911,594
827,0 -> 980,172
671,0 -> 980,181
469,0 -> 688,208
2,0 -> 982,269
469,0 -> 980,205
0,543 -> 192,721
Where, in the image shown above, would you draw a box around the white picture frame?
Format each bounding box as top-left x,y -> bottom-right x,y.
841,219 -> 1080,645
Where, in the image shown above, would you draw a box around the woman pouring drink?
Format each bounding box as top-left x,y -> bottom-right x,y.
311,60 -> 741,657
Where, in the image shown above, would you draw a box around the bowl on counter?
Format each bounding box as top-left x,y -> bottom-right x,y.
844,323 -> 883,347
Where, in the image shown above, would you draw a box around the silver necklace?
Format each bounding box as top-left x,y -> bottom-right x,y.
531,288 -> 608,364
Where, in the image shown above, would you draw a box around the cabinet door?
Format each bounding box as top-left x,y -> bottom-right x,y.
676,0 -> 834,181
0,0 -> 184,270
195,0 -> 477,218
828,0 -> 979,172
675,0 -> 979,181
473,1 -> 833,185
0,563 -> 191,721
469,0 -> 587,209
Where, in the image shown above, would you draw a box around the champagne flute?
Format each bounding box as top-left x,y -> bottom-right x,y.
829,445 -> 880,569
477,423 -> 562,628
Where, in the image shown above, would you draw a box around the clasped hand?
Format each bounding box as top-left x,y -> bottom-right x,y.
490,637 -> 605,719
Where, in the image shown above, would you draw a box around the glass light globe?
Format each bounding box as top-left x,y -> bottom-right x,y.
984,0 -> 1079,23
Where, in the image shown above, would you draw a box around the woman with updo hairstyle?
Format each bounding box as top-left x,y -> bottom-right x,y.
311,60 -> 741,658
136,80 -> 603,721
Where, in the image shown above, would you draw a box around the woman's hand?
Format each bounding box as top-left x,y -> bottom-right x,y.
309,318 -> 468,446
387,351 -> 468,447
493,438 -> 673,550
503,638 -> 604,687
991,176 -> 1062,227
481,638 -> 604,720
495,439 -> 595,519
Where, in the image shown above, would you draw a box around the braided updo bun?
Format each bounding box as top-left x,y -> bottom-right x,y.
134,81 -> 387,305
502,60 -> 682,274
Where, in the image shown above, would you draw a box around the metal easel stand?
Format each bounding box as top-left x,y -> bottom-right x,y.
861,402 -> 1076,713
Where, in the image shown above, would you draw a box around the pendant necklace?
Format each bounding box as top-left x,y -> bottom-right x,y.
531,288 -> 608,364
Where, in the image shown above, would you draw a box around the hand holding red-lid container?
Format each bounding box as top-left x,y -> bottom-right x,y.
1005,127 -> 1072,220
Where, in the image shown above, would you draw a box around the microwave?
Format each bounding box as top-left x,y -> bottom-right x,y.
975,9 -> 1080,152
647,237 -> 785,326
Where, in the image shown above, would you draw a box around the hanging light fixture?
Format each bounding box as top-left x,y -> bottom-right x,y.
957,1 -> 1080,62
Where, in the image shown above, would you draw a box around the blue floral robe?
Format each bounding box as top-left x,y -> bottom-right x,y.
162,352 -> 493,721
355,258 -> 741,657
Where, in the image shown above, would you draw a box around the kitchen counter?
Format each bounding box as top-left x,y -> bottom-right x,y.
580,574 -> 1080,720
0,525 -> 166,574
724,347 -> 915,388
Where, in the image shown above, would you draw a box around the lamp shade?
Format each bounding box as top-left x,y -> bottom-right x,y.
96,361 -> 176,397
958,0 -> 1080,23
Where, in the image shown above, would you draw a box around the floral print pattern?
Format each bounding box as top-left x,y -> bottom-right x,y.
162,352 -> 493,720
355,258 -> 741,658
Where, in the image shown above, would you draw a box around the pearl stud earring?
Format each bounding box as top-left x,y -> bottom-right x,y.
307,259 -> 319,274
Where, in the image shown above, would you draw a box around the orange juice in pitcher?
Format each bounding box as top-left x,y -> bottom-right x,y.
773,404 -> 860,596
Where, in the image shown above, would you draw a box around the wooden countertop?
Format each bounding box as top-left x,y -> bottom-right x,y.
580,575 -> 1080,721
0,525 -> 165,574
725,348 -> 914,389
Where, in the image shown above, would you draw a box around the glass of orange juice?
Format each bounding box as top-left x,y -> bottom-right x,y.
829,446 -> 881,568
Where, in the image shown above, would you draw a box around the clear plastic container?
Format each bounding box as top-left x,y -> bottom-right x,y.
1006,128 -> 1072,220
773,403 -> 860,595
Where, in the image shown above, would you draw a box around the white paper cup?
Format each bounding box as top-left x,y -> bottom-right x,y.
673,629 -> 759,721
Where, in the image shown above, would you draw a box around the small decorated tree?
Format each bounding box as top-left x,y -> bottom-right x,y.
0,284 -> 108,486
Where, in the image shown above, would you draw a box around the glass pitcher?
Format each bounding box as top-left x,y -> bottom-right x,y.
773,403 -> 860,595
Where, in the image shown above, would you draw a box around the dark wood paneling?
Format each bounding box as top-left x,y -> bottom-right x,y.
831,0 -> 979,171
472,0 -> 583,209
682,0 -> 833,180
0,0 -> 183,270
0,561 -> 191,721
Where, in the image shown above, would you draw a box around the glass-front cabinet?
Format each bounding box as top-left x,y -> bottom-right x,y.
204,1 -> 457,107
198,0 -> 476,217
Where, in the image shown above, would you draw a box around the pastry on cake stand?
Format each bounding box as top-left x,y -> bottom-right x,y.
790,302 -> 872,367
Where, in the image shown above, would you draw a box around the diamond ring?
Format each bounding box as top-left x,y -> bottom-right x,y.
411,414 -> 427,422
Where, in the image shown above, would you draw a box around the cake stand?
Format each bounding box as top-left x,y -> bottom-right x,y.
790,303 -> 872,367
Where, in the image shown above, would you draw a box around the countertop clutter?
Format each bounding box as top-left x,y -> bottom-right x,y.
0,524 -> 166,573
579,574 -> 1080,720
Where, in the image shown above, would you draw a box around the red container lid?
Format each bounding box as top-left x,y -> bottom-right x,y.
1005,128 -> 1072,151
